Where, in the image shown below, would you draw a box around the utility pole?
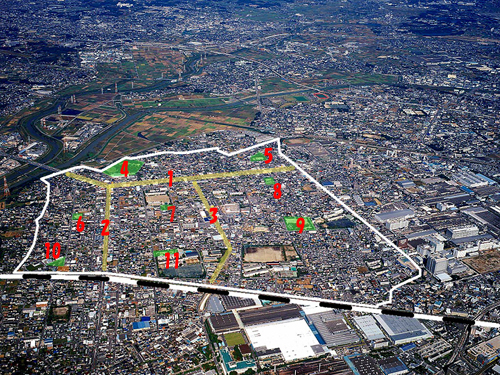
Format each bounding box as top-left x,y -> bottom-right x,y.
3,176 -> 10,198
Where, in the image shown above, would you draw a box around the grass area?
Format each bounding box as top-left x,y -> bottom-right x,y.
26,263 -> 44,271
72,212 -> 83,220
103,160 -> 144,177
48,257 -> 65,267
153,249 -> 178,257
283,216 -> 316,231
235,8 -> 283,22
224,332 -> 246,346
250,152 -> 266,162
160,204 -> 173,211
259,77 -> 298,93
319,70 -> 398,86
233,48 -> 276,60
264,177 -> 275,186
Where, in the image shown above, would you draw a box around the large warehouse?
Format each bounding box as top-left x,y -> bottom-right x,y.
238,304 -> 302,326
306,310 -> 360,347
245,318 -> 324,362
353,315 -> 386,341
374,315 -> 432,345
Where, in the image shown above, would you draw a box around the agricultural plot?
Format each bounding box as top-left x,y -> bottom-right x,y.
108,112 -> 233,147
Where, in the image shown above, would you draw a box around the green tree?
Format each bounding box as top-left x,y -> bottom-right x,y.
232,345 -> 243,361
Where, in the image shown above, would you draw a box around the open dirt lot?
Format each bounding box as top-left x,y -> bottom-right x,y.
463,249 -> 500,274
244,246 -> 284,262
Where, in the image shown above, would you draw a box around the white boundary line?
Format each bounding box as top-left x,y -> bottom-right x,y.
15,137 -> 419,304
7,137 -> 494,327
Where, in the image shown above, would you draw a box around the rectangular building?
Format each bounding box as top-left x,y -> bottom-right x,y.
307,311 -> 360,347
344,355 -> 384,375
378,357 -> 409,375
375,209 -> 415,223
238,304 -> 302,326
245,319 -> 324,362
468,335 -> 500,365
374,315 -> 432,345
209,312 -> 240,334
446,225 -> 479,239
353,315 -> 385,341
426,255 -> 448,275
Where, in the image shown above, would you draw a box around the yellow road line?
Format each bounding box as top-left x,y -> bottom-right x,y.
65,172 -> 109,188
102,186 -> 112,271
65,165 -> 295,273
110,165 -> 295,189
192,181 -> 233,284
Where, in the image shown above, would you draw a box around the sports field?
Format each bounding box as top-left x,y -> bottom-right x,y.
283,216 -> 316,231
244,246 -> 284,263
104,160 -> 144,177
224,332 -> 245,346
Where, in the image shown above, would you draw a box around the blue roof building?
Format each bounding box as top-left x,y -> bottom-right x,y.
133,321 -> 150,331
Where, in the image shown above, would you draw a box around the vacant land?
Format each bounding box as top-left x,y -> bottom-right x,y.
463,249 -> 500,274
98,132 -> 156,161
283,245 -> 298,260
96,106 -> 257,161
126,112 -> 223,141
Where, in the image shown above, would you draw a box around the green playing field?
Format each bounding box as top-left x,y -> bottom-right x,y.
283,216 -> 315,231
103,159 -> 144,177
224,332 -> 246,346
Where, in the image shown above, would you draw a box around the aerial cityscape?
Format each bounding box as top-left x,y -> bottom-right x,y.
0,0 -> 500,374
